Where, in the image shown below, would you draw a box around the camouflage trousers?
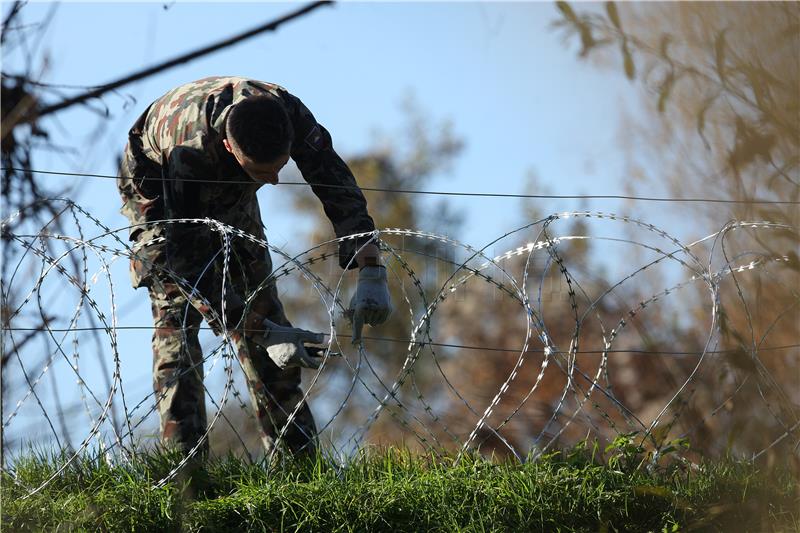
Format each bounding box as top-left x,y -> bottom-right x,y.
146,266 -> 317,458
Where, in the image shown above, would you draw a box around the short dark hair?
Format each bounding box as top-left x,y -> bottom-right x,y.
226,95 -> 293,162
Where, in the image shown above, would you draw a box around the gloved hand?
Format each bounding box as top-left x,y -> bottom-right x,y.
348,265 -> 392,343
251,318 -> 328,370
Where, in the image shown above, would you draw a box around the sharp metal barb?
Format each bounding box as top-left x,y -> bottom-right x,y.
2,199 -> 798,495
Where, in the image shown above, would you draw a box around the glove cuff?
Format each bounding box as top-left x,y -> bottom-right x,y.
358,264 -> 387,281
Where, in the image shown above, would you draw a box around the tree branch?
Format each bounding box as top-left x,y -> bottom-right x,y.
28,1 -> 332,122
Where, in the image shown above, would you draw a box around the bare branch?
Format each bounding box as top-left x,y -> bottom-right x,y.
28,1 -> 332,122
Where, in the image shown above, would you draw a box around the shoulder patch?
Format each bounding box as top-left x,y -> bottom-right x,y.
304,124 -> 326,151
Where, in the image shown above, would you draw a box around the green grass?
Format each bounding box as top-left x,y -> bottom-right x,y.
2,444 -> 797,532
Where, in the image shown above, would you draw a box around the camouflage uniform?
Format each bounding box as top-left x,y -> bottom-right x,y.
117,77 -> 375,456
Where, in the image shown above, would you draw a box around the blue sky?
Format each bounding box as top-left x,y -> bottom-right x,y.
6,2 -> 639,245
3,1 -> 653,449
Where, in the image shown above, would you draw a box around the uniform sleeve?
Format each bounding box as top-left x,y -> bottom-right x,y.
283,91 -> 377,270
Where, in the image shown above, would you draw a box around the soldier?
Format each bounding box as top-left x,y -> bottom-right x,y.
117,76 -> 392,458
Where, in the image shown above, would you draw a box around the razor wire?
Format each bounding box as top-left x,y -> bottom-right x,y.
1,198 -> 798,496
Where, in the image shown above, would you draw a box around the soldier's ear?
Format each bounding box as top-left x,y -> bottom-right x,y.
223,138 -> 234,154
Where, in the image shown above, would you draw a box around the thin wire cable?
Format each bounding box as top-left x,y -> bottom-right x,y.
3,202 -> 798,494
25,2 -> 332,121
2,167 -> 797,205
1,326 -> 797,356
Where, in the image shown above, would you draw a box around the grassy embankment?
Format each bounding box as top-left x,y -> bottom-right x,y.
2,438 -> 798,532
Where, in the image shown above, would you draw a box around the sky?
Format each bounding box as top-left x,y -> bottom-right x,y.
2,1 -> 654,450
7,2 -> 639,242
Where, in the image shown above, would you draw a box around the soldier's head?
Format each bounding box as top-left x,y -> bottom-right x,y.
223,95 -> 293,184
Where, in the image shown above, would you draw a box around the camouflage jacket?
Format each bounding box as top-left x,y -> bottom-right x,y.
118,77 -> 376,294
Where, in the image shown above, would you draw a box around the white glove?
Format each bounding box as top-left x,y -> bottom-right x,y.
252,318 -> 327,369
348,265 -> 392,343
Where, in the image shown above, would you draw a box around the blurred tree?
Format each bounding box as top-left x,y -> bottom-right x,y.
555,1 -> 799,459
211,95 -> 735,461
291,98 -> 467,451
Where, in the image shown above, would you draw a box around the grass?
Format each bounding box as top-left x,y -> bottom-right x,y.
1,442 -> 798,532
